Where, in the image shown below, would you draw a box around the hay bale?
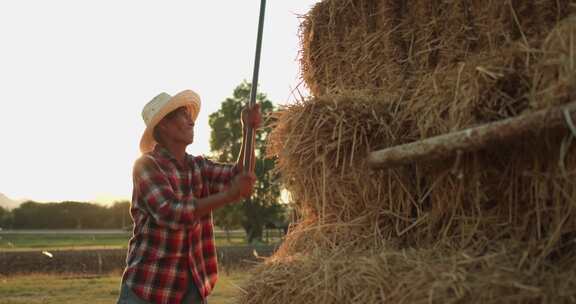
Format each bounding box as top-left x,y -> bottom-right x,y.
238,9 -> 576,304
300,0 -> 575,96
267,16 -> 576,254
534,16 -> 576,106
238,245 -> 576,304
267,96 -> 576,256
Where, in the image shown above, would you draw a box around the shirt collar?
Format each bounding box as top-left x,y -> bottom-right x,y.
153,145 -> 178,161
153,144 -> 195,167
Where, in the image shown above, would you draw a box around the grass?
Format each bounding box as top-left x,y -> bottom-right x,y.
0,231 -> 283,251
0,234 -> 131,251
0,231 -> 273,303
0,270 -> 249,304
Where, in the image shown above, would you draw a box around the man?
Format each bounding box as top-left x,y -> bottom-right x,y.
117,89 -> 260,304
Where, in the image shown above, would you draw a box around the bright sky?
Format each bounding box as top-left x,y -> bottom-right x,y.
0,0 -> 318,204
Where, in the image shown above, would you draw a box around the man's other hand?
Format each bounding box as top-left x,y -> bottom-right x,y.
227,173 -> 256,201
241,104 -> 262,129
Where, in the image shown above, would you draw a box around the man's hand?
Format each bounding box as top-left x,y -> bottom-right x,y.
241,104 -> 262,129
227,173 -> 256,201
193,173 -> 256,217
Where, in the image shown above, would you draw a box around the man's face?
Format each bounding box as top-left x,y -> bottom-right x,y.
159,106 -> 195,145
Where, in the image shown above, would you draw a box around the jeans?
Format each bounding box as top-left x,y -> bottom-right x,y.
116,280 -> 206,304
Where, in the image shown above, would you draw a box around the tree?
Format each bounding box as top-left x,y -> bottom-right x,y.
107,201 -> 132,230
12,201 -> 43,229
213,203 -> 244,242
0,206 -> 12,229
209,81 -> 285,243
11,200 -> 112,229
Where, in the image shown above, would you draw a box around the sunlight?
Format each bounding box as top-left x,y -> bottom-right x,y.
0,1 -> 319,204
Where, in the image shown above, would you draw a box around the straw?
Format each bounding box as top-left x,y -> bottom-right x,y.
237,3 -> 576,303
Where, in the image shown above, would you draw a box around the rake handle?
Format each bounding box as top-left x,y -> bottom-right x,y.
244,0 -> 266,173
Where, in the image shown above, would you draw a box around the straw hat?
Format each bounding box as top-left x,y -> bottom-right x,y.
139,90 -> 201,153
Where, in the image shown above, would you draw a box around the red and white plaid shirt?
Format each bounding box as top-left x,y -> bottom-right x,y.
121,145 -> 239,304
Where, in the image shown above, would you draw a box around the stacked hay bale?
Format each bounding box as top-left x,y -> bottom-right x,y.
239,1 -> 576,303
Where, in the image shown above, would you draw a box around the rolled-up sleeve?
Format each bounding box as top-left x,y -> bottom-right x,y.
133,157 -> 196,229
200,158 -> 240,194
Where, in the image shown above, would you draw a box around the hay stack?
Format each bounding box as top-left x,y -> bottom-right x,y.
267,16 -> 576,255
300,0 -> 575,96
243,246 -> 576,304
238,1 -> 576,303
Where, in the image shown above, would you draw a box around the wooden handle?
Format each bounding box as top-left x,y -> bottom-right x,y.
368,101 -> 576,169
243,0 -> 267,173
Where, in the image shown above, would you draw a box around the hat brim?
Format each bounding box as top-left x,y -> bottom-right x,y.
139,90 -> 201,154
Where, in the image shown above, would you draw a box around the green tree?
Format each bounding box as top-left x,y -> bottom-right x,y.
58,201 -> 109,229
213,203 -> 244,242
209,81 -> 285,243
0,206 -> 12,229
107,201 -> 132,230
11,201 -> 110,229
12,201 -> 43,229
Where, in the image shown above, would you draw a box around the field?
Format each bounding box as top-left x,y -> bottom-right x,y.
0,230 -> 275,303
0,271 -> 248,304
0,229 -> 282,251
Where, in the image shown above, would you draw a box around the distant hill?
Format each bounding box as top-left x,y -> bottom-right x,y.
0,193 -> 23,210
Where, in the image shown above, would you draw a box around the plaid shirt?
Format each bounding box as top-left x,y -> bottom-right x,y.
121,145 -> 239,304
